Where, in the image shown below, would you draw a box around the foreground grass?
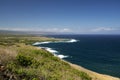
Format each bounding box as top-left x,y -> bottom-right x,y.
0,34 -> 91,80
0,44 -> 91,80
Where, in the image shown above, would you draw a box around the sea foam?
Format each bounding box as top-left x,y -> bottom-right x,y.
45,47 -> 58,54
57,55 -> 68,59
33,39 -> 78,46
40,47 -> 68,59
66,39 -> 78,43
33,42 -> 50,45
33,39 -> 78,59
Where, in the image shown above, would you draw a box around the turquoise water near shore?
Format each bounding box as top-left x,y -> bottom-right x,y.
37,35 -> 120,77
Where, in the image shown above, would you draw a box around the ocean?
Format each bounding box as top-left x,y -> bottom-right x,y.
34,35 -> 120,77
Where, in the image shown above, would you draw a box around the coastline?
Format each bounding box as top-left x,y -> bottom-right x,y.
34,40 -> 120,80
35,46 -> 120,80
68,62 -> 120,80
33,39 -> 78,59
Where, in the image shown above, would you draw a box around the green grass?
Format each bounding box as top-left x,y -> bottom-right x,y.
4,45 -> 91,80
0,34 -> 92,80
0,34 -> 62,46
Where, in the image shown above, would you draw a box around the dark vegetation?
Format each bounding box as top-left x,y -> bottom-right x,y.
0,34 -> 92,80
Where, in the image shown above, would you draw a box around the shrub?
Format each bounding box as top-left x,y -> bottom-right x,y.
80,72 -> 92,80
16,54 -> 33,67
32,78 -> 39,80
73,70 -> 92,80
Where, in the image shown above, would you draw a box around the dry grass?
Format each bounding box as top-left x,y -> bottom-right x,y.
0,47 -> 17,65
0,44 -> 92,80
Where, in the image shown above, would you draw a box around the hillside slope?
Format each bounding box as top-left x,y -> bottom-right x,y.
0,44 -> 91,80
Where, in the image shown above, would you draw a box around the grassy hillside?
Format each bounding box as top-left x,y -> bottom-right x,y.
0,34 -> 62,46
0,35 -> 91,80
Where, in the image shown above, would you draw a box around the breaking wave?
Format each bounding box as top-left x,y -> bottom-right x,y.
40,47 -> 68,59
65,39 -> 78,43
33,39 -> 78,59
33,39 -> 78,45
33,42 -> 51,45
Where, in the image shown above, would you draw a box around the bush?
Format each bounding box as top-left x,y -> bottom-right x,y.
16,54 -> 33,67
79,72 -> 91,80
32,78 -> 39,80
74,70 -> 92,80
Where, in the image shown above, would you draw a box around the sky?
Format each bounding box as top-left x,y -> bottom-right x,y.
0,0 -> 120,34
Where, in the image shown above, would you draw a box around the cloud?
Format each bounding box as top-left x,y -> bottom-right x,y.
0,27 -> 27,31
43,28 -> 72,33
0,27 -> 72,33
91,27 -> 116,32
60,28 -> 71,32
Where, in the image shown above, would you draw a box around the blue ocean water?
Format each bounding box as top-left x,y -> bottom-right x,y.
38,35 -> 120,77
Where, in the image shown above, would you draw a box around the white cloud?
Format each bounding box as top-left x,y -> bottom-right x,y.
60,28 -> 71,32
42,28 -> 72,33
0,27 -> 72,33
0,27 -> 27,31
91,27 -> 116,32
